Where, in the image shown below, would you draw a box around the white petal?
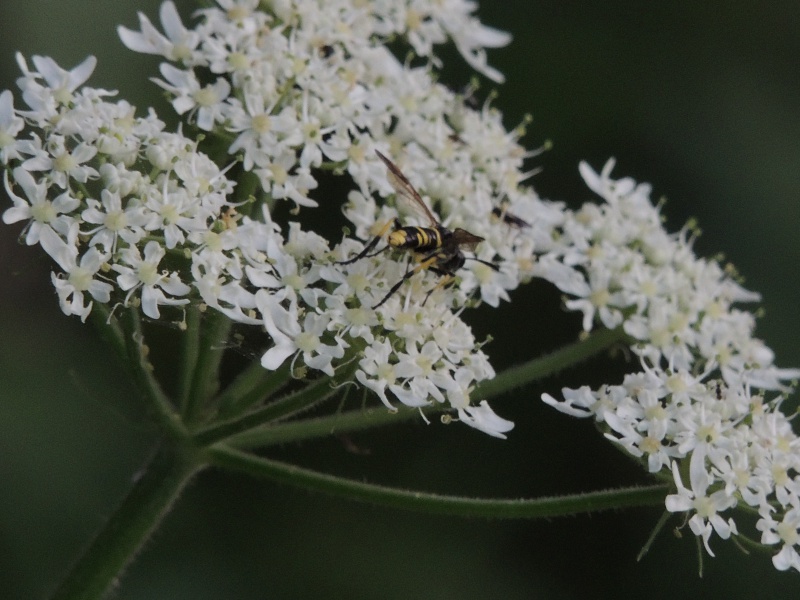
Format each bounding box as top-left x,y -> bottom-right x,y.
260,335 -> 295,371
458,401 -> 514,439
159,1 -> 186,41
38,225 -> 75,271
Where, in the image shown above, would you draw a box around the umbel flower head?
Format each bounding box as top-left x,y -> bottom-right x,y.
2,0 -> 800,575
541,161 -> 800,570
1,0 -> 543,438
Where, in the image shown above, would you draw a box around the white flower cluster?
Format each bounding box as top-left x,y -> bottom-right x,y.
1,0 -> 555,438
541,161 -> 800,570
1,56 -> 235,321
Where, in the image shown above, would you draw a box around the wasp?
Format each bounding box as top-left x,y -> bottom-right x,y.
339,150 -> 499,309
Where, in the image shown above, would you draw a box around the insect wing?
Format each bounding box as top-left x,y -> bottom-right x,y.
450,228 -> 484,251
375,150 -> 438,227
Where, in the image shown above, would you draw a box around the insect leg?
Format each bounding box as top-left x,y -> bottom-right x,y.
372,254 -> 439,309
421,274 -> 453,306
337,220 -> 395,265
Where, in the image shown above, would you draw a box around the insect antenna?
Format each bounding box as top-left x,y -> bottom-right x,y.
464,256 -> 501,272
337,219 -> 398,265
336,236 -> 382,265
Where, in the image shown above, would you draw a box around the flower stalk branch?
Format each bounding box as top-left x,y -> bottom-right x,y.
215,360 -> 294,419
222,404 -> 433,449
207,445 -> 669,518
474,326 -> 632,401
182,308 -> 232,424
118,309 -> 187,440
194,371 -> 347,446
176,304 -> 202,411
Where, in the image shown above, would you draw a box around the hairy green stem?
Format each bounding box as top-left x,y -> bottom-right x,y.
50,444 -> 203,600
88,304 -> 127,363
733,531 -> 772,556
223,405 -> 435,449
182,308 -> 232,424
215,360 -> 293,419
177,305 -> 202,411
119,310 -> 187,440
194,373 -> 343,446
208,446 -> 668,517
474,326 -> 631,401
219,328 -> 628,449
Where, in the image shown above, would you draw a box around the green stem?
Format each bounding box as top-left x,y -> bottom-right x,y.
215,360 -> 293,419
177,305 -> 202,411
637,510 -> 672,561
208,446 -> 668,517
50,444 -> 204,600
223,404 -> 435,449
733,531 -> 772,556
120,310 -> 187,440
217,328 -> 630,449
194,373 -> 343,446
88,304 -> 127,363
231,168 -> 260,206
695,535 -> 705,577
474,326 -> 631,401
182,308 -> 232,424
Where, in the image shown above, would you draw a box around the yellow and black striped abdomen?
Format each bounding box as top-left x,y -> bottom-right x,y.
387,226 -> 444,253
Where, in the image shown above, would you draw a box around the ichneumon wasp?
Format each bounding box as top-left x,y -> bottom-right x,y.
339,150 -> 499,309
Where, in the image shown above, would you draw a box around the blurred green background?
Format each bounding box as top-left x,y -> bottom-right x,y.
1,1 -> 799,598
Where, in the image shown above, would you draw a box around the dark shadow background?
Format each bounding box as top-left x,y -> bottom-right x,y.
1,1 -> 799,598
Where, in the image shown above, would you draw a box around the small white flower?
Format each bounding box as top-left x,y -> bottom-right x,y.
2,167 -> 79,244
0,90 -> 25,163
665,446 -> 738,556
143,180 -> 205,249
117,0 -> 199,63
113,240 -> 191,319
21,136 -> 98,189
757,506 -> 800,572
81,189 -> 149,252
226,95 -> 303,171
15,53 -> 97,120
542,385 -> 622,423
39,225 -> 112,321
256,289 -> 347,376
153,64 -> 231,130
